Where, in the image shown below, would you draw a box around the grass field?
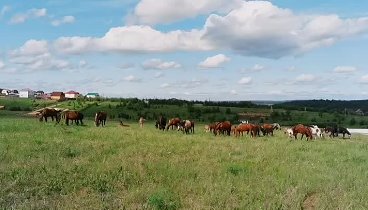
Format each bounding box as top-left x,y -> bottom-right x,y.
1,116 -> 368,209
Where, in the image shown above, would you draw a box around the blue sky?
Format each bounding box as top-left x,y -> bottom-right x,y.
1,0 -> 368,100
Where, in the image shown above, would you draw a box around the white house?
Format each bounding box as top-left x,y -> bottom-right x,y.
86,93 -> 99,98
65,90 -> 80,99
19,89 -> 35,98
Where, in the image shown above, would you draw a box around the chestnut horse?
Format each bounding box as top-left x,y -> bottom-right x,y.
214,121 -> 232,136
166,118 -> 181,130
292,124 -> 313,140
95,111 -> 107,127
234,123 -> 253,137
261,124 -> 275,136
64,111 -> 84,126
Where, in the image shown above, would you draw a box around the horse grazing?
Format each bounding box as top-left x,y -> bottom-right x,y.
95,111 -> 107,127
272,123 -> 281,130
166,118 -> 181,130
155,116 -> 166,131
63,111 -> 84,126
292,124 -> 313,140
261,124 -> 275,136
178,120 -> 195,134
308,125 -> 322,139
284,128 -> 294,139
39,108 -> 62,123
234,123 -> 253,137
325,126 -> 351,139
214,121 -> 232,136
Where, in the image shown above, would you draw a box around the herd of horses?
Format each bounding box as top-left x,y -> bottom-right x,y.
37,108 -> 106,127
37,108 -> 352,140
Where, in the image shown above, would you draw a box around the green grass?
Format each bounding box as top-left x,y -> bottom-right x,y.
1,116 -> 368,209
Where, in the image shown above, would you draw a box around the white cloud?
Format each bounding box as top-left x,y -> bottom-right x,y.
8,40 -> 72,72
1,6 -> 10,17
14,1 -> 368,59
10,40 -> 49,57
333,66 -> 357,73
142,58 -> 181,70
242,64 -> 265,72
154,72 -> 164,78
10,8 -> 47,24
202,1 -> 368,58
296,74 -> 316,82
230,90 -> 238,95
160,83 -> 170,88
123,75 -> 142,82
0,60 -> 5,69
128,0 -> 242,25
119,63 -> 135,69
51,15 -> 75,26
198,54 -> 230,68
360,75 -> 368,84
238,77 -> 252,85
54,25 -> 211,54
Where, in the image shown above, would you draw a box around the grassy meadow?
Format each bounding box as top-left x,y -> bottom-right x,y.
1,115 -> 368,209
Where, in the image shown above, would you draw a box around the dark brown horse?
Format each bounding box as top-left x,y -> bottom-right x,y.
39,108 -> 62,123
95,111 -> 107,127
64,111 -> 84,126
166,117 -> 181,130
155,115 -> 167,131
292,124 -> 313,140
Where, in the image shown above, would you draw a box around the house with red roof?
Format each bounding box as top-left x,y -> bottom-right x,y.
65,90 -> 80,99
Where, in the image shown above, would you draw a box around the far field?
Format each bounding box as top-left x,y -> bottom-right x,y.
1,113 -> 368,209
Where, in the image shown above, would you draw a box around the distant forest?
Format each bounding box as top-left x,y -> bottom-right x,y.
275,99 -> 368,114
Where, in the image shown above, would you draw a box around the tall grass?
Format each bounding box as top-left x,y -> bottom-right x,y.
1,117 -> 368,209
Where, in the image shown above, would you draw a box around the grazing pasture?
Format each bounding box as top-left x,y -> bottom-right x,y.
1,116 -> 368,209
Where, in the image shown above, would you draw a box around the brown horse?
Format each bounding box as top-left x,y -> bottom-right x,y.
292,124 -> 313,140
251,124 -> 261,138
166,118 -> 181,130
95,111 -> 107,127
179,120 -> 195,134
39,108 -> 62,123
234,123 -> 253,137
64,111 -> 84,126
261,124 -> 275,136
214,121 -> 232,136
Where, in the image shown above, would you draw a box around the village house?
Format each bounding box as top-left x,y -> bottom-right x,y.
65,90 -> 80,99
35,90 -> 44,98
50,92 -> 65,101
19,89 -> 35,98
86,93 -> 100,98
1,89 -> 10,95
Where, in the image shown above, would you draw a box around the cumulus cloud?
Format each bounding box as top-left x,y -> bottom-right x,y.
128,0 -> 242,25
8,39 -> 71,72
296,74 -> 316,82
142,58 -> 181,70
0,60 -> 5,69
123,75 -> 142,82
54,25 -> 212,54
238,77 -> 252,85
202,1 -> 368,58
230,89 -> 238,95
198,54 -> 230,68
14,1 -> 368,59
333,66 -> 357,73
10,8 -> 47,24
51,15 -> 75,26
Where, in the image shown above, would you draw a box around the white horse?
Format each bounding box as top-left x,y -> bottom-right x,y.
272,123 -> 281,130
309,125 -> 322,139
284,128 -> 293,138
